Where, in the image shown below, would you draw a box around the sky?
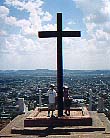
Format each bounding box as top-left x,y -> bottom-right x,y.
0,0 -> 110,70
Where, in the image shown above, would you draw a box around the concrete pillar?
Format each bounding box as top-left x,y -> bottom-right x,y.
97,96 -> 104,113
88,89 -> 92,111
17,98 -> 25,114
39,89 -> 42,108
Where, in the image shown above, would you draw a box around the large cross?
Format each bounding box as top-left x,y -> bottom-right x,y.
38,13 -> 81,117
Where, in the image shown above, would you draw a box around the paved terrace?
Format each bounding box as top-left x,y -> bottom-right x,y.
0,107 -> 110,137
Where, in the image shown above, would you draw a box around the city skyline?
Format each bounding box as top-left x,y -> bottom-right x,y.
0,0 -> 110,70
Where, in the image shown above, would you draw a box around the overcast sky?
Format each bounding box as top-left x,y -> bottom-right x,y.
0,0 -> 110,70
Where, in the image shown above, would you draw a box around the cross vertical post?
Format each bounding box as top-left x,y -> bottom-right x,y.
57,13 -> 63,116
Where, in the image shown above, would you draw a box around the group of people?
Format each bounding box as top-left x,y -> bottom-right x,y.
47,84 -> 71,117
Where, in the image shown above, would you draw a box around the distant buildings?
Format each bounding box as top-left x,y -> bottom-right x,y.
0,70 -> 110,129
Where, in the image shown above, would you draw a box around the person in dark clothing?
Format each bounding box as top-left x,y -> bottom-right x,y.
63,85 -> 71,116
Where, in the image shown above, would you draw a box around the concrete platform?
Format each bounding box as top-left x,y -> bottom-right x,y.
24,107 -> 92,127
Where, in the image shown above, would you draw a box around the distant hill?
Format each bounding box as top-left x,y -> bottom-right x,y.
0,69 -> 56,76
63,70 -> 110,75
0,69 -> 110,77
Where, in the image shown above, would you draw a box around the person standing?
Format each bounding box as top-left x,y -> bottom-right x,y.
47,84 -> 57,117
63,85 -> 71,116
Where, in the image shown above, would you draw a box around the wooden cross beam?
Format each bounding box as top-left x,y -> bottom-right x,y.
38,13 -> 81,117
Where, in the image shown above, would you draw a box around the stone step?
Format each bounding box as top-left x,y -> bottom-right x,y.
11,125 -> 105,135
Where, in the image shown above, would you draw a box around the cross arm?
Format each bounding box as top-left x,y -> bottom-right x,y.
38,31 -> 81,38
38,31 -> 57,38
62,31 -> 81,37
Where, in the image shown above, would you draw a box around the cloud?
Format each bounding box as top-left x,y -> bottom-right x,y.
0,6 -> 9,18
0,33 -> 57,70
95,29 -> 109,41
24,0 -> 44,13
67,21 -> 75,25
63,36 -> 110,69
0,34 -> 38,54
74,0 -> 110,34
42,11 -> 52,21
5,16 -> 17,25
5,0 -> 44,16
0,30 -> 7,36
0,1 -> 61,69
0,0 -> 110,70
103,22 -> 110,33
74,0 -> 106,16
42,23 -> 57,31
64,0 -> 110,69
3,0 -> 52,35
0,0 -> 55,55
5,0 -> 25,11
74,0 -> 110,44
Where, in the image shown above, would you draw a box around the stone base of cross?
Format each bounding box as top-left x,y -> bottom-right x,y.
38,13 -> 81,117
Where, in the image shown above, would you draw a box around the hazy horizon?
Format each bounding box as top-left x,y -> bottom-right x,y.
0,69 -> 110,71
